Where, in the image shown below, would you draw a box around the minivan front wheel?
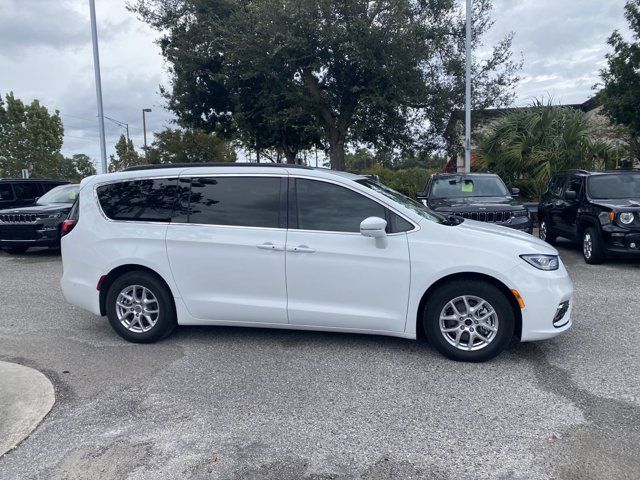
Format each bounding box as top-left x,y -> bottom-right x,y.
105,271 -> 176,343
423,280 -> 514,362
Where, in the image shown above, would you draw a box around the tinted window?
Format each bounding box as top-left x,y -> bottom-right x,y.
97,178 -> 178,221
0,184 -> 14,201
42,183 -> 64,193
37,184 -> 79,204
565,177 -> 583,197
389,212 -> 414,233
550,176 -> 565,197
430,175 -> 509,198
295,179 -> 386,232
188,177 -> 282,228
13,182 -> 41,200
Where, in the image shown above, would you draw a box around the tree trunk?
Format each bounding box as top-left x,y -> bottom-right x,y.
328,129 -> 346,170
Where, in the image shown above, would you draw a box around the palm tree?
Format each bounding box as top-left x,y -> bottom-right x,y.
477,99 -> 622,199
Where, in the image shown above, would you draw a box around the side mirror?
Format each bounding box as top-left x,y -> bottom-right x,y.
360,216 -> 387,238
565,190 -> 577,200
34,196 -> 40,202
511,188 -> 520,197
416,191 -> 428,199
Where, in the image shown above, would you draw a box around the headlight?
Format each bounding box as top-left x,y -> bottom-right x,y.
520,254 -> 559,271
619,212 -> 635,225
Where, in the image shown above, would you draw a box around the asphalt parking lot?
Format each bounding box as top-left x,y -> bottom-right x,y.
0,241 -> 639,480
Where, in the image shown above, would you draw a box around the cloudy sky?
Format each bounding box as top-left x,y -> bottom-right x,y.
0,0 -> 633,172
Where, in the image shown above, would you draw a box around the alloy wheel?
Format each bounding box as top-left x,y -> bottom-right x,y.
115,285 -> 160,333
439,295 -> 499,351
583,232 -> 593,260
539,221 -> 547,241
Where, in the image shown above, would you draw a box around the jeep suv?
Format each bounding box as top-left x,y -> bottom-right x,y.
417,173 -> 532,233
60,163 -> 573,362
538,169 -> 640,264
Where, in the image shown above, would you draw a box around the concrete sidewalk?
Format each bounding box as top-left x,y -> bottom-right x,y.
0,361 -> 55,457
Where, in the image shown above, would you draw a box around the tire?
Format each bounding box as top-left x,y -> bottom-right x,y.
3,246 -> 28,254
423,280 -> 515,362
105,271 -> 177,343
582,226 -> 605,265
539,217 -> 556,245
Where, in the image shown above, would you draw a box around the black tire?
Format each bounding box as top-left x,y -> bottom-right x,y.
539,217 -> 556,245
582,226 -> 605,264
105,271 -> 177,343
3,246 -> 28,254
423,280 -> 515,362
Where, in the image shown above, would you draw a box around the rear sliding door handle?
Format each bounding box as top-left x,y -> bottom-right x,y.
287,245 -> 316,253
256,243 -> 285,251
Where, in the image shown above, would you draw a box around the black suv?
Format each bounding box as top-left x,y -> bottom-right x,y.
417,173 -> 532,233
538,169 -> 640,264
0,184 -> 79,253
0,178 -> 69,210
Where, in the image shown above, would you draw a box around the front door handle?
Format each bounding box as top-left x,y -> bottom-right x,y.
256,242 -> 285,251
287,245 -> 316,253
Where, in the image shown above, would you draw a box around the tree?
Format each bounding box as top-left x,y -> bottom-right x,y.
477,101 -> 623,199
108,135 -> 145,173
0,91 -> 65,178
57,154 -> 97,182
598,0 -> 640,164
147,128 -> 237,164
130,0 -> 520,170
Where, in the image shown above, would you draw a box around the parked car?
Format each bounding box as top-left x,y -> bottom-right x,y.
0,184 -> 79,254
61,164 -> 572,362
0,178 -> 70,210
539,169 -> 640,264
417,173 -> 533,233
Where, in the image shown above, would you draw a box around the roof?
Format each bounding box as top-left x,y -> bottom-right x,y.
0,178 -> 69,183
556,169 -> 640,177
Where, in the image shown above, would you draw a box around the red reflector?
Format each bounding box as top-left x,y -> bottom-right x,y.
96,275 -> 106,291
61,220 -> 76,236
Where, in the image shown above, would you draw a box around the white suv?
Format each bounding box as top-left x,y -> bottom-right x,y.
61,164 -> 573,362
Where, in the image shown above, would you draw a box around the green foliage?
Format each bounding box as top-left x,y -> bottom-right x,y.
147,128 -> 236,164
359,165 -> 435,198
598,0 -> 640,163
0,91 -> 65,178
57,154 -> 97,182
477,100 -> 623,199
130,0 -> 520,169
108,135 -> 145,173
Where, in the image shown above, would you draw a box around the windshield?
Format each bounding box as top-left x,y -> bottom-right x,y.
430,175 -> 509,199
356,179 -> 447,223
588,173 -> 640,199
37,184 -> 79,205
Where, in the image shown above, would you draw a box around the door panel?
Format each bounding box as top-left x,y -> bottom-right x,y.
166,225 -> 287,323
286,231 -> 411,331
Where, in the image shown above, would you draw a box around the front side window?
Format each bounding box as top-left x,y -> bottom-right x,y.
188,176 -> 282,228
294,179 -> 387,232
565,177 -> 583,198
97,178 -> 178,222
0,184 -> 14,201
13,182 -> 41,200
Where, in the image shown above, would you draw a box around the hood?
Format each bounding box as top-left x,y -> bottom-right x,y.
0,204 -> 72,215
591,198 -> 640,210
454,219 -> 556,255
429,196 -> 524,211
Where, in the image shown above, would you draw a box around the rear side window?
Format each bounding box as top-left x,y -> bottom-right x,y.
13,182 -> 41,200
97,178 -> 178,222
293,179 -> 387,233
188,176 -> 282,228
0,184 -> 14,201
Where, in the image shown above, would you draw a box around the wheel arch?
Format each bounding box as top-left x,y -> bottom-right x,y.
576,215 -> 599,238
416,272 -> 523,341
99,264 -> 175,316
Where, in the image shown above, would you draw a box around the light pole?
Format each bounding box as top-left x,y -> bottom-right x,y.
104,115 -> 130,154
89,0 -> 107,174
464,0 -> 472,174
142,108 -> 152,159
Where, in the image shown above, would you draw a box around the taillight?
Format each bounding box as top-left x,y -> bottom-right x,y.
61,220 -> 76,237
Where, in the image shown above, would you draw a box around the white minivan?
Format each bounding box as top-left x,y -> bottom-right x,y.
61,164 -> 573,362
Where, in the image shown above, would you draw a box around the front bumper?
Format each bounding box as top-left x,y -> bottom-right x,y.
601,226 -> 640,257
506,259 -> 574,341
0,223 -> 61,247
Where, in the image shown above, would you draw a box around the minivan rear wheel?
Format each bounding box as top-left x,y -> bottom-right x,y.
423,280 -> 514,362
105,271 -> 176,343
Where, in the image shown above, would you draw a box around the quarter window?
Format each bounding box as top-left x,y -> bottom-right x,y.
97,178 -> 178,222
0,184 -> 14,201
550,176 -> 565,197
188,177 -> 282,228
294,179 -> 387,233
13,182 -> 41,200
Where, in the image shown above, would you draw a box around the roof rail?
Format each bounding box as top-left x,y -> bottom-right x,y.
123,162 -> 313,172
0,178 -> 70,182
557,169 -> 591,174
